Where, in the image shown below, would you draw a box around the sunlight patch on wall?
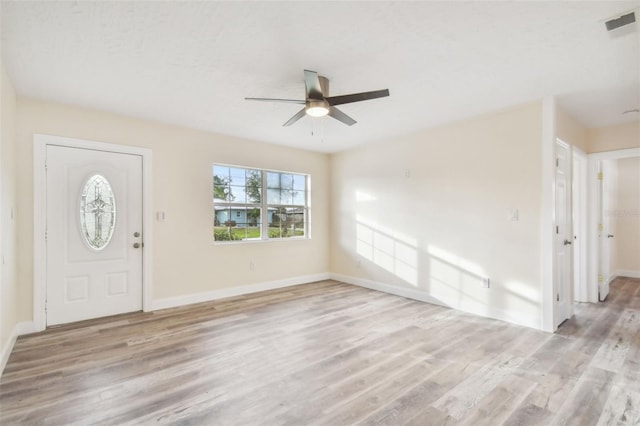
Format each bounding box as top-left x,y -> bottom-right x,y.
355,190 -> 377,202
503,280 -> 540,304
356,215 -> 418,286
428,245 -> 489,305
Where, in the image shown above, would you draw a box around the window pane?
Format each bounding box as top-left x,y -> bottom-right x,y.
267,207 -> 306,239
229,186 -> 247,203
267,188 -> 280,204
293,220 -> 306,238
280,173 -> 294,190
285,207 -> 305,238
229,167 -> 246,185
247,187 -> 261,204
233,223 -> 247,240
268,207 -> 285,238
214,184 -> 229,203
213,165 -> 230,180
213,166 -> 232,202
292,190 -> 306,205
267,172 -> 280,189
215,207 -> 232,226
246,207 -> 261,229
280,190 -> 293,205
245,170 -> 262,203
293,174 -> 305,190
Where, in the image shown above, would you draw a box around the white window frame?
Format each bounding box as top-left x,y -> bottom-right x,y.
213,164 -> 310,243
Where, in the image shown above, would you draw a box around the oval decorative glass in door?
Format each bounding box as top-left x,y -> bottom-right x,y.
80,174 -> 116,250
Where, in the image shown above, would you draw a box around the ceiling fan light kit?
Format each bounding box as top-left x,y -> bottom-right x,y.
246,70 -> 390,127
306,99 -> 330,117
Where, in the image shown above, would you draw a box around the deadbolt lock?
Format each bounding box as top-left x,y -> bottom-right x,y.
134,232 -> 141,238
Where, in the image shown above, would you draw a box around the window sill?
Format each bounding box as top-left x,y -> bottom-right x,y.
213,237 -> 310,246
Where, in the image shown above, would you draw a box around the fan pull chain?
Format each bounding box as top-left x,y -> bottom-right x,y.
310,118 -> 325,143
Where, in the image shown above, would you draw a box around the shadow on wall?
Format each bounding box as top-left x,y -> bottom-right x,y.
353,213 -> 540,323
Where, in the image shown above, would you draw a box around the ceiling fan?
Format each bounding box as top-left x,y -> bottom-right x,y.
245,70 -> 390,127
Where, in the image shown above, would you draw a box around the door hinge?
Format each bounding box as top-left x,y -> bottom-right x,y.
598,274 -> 604,283
45,230 -> 48,241
556,225 -> 559,234
557,293 -> 560,302
556,158 -> 559,167
597,172 -> 603,180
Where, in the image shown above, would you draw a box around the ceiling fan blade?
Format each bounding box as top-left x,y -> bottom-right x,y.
283,108 -> 307,127
304,70 -> 324,100
245,97 -> 305,104
328,107 -> 357,126
326,89 -> 390,106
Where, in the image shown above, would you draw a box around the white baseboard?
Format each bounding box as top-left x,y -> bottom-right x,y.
151,273 -> 331,311
1,321 -> 37,376
613,270 -> 640,279
330,273 -> 541,330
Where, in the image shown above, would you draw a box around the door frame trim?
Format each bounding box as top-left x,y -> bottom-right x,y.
33,134 -> 153,332
587,147 -> 640,304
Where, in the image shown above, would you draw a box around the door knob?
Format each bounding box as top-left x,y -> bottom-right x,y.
607,234 -> 614,238
133,242 -> 141,249
563,239 -> 572,246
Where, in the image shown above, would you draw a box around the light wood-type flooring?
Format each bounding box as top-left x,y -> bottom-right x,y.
1,277 -> 639,425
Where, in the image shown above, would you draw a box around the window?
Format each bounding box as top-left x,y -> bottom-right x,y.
213,165 -> 309,242
80,174 -> 116,250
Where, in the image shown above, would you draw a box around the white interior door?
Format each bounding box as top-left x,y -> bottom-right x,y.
46,145 -> 143,325
555,141 -> 573,326
598,160 -> 616,301
572,150 -> 588,302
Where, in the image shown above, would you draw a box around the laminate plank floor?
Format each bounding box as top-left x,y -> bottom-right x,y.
1,277 -> 639,425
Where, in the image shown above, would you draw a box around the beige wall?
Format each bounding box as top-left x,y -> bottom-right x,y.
1,65 -> 19,360
15,98 -> 330,322
588,122 -> 640,153
556,105 -> 588,153
330,102 -> 543,328
612,157 -> 640,275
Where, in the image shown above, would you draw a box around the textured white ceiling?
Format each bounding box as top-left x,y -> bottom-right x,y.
2,1 -> 639,153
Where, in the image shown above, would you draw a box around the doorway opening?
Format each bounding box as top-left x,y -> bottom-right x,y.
586,147 -> 640,305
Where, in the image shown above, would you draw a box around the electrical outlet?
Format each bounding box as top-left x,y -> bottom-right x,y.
482,277 -> 490,288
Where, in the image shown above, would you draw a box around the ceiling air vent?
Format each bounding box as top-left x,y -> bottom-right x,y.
605,12 -> 636,31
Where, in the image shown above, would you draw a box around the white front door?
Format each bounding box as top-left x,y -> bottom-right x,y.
46,145 -> 143,325
555,140 -> 573,326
